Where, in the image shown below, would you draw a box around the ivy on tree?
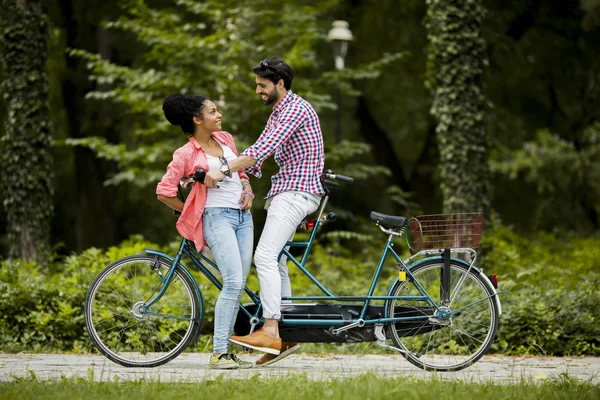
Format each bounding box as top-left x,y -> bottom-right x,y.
426,0 -> 489,214
0,0 -> 54,263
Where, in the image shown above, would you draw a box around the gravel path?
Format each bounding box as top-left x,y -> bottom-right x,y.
1,353 -> 598,383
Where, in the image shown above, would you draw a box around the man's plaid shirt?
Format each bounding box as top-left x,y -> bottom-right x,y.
242,91 -> 325,199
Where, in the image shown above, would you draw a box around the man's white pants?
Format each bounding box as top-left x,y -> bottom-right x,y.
254,191 -> 320,319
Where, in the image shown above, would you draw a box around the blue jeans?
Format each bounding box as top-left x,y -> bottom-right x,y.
203,208 -> 254,354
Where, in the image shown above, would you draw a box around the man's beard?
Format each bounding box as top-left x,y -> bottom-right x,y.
263,87 -> 279,105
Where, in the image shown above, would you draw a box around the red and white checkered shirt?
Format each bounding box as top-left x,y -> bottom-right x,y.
242,91 -> 325,198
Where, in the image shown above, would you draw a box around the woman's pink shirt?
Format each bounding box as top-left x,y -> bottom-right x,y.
156,132 -> 249,251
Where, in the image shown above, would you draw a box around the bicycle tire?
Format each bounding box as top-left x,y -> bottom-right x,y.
84,255 -> 202,368
385,258 -> 498,372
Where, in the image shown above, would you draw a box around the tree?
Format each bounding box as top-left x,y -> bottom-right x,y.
483,0 -> 600,232
67,0 -> 339,188
49,0 -> 135,252
66,0 -> 401,235
0,0 -> 53,262
425,0 -> 489,214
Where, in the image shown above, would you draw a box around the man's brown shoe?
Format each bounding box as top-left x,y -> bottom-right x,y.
255,342 -> 300,367
229,329 -> 282,355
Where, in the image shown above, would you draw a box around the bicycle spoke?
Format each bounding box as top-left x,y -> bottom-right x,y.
387,260 -> 498,371
450,325 -> 485,346
104,279 -> 135,310
94,315 -> 136,337
92,309 -> 131,327
85,256 -> 199,367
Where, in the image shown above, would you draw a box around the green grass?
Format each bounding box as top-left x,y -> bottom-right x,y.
0,374 -> 598,400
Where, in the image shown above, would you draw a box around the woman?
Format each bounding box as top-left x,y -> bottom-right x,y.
156,94 -> 255,369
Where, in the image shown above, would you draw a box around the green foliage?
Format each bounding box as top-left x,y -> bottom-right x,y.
490,126 -> 600,231
321,51 -> 408,95
64,0 -> 402,197
1,226 -> 598,356
386,185 -> 421,215
425,0 -> 489,214
323,140 -> 391,182
582,0 -> 600,31
481,221 -> 600,356
0,236 -> 157,352
0,0 -> 53,262
481,1 -> 600,232
1,373 -> 599,399
64,0 -> 335,190
491,130 -> 584,195
66,0 -> 317,183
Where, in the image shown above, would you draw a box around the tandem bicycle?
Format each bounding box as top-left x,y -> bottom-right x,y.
84,169 -> 502,372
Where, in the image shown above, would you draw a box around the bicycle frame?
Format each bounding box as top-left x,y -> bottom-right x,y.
141,193 -> 501,329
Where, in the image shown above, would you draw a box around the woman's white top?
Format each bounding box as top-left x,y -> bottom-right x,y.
205,140 -> 243,209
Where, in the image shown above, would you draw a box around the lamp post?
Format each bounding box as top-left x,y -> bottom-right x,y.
327,20 -> 353,144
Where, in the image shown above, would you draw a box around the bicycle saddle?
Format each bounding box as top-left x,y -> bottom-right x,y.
370,212 -> 407,229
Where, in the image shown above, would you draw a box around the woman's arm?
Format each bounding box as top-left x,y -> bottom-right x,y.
156,147 -> 188,209
157,194 -> 185,212
238,176 -> 254,210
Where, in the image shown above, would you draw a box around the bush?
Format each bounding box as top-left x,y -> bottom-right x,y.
0,237 -> 157,352
481,224 -> 600,355
0,227 -> 598,355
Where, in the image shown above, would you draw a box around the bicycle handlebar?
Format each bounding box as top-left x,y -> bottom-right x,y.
174,168 -> 208,216
322,169 -> 355,184
322,179 -> 340,190
194,168 -> 206,183
180,168 -> 207,188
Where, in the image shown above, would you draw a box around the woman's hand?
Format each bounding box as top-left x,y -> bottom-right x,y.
238,193 -> 253,210
204,169 -> 225,188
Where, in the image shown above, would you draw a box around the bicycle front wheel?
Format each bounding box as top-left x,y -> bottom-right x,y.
84,255 -> 202,367
386,258 -> 498,371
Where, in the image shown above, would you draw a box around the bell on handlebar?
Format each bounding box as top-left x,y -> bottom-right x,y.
194,168 -> 206,183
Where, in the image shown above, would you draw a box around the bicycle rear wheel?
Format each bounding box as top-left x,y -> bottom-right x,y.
84,255 -> 202,367
385,258 -> 498,371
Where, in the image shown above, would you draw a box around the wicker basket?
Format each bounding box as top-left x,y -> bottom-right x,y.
409,213 -> 483,251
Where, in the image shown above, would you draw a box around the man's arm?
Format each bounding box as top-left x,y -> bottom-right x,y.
229,156 -> 257,173
204,103 -> 306,188
204,155 -> 256,188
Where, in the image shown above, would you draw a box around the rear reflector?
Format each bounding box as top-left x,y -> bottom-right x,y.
487,274 -> 498,289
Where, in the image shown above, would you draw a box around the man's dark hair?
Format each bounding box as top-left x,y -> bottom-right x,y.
253,57 -> 295,90
162,94 -> 208,135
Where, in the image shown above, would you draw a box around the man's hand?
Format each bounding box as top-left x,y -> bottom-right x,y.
204,169 -> 225,188
238,193 -> 253,210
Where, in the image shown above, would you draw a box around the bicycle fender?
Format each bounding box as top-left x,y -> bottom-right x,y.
386,256 -> 502,315
445,257 -> 502,315
477,272 -> 503,315
143,249 -> 205,316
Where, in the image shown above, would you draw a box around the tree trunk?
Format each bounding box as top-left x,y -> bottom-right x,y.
356,94 -> 409,191
0,0 -> 53,263
426,0 -> 490,214
56,0 -> 119,251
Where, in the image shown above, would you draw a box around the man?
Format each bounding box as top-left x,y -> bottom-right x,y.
204,56 -> 325,366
